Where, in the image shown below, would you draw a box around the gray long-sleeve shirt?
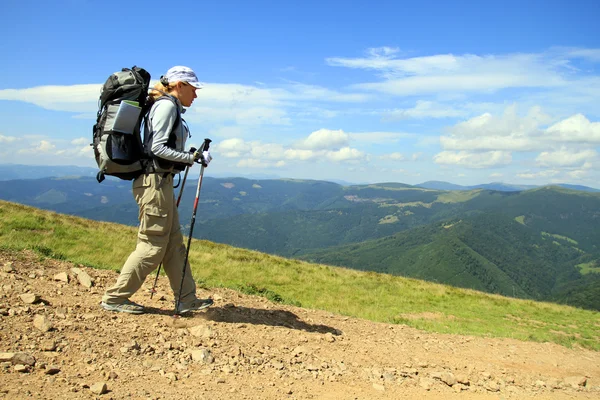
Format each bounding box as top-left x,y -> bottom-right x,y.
145,97 -> 194,172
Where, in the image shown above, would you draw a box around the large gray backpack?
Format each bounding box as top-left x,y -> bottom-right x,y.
92,66 -> 151,183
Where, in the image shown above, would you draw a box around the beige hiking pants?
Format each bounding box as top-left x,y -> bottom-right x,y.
102,173 -> 196,305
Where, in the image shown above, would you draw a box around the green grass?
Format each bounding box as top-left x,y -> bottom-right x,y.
576,262 -> 600,275
435,190 -> 481,204
541,231 -> 578,245
1,200 -> 599,350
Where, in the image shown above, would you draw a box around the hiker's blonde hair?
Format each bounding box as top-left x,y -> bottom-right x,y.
149,81 -> 177,101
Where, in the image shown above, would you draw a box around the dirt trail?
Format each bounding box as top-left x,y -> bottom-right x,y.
1,250 -> 599,399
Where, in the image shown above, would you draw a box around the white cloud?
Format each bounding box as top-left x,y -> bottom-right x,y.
284,149 -> 315,161
208,126 -> 245,139
327,49 -> 599,97
0,134 -> 18,143
434,151 -> 512,168
297,129 -> 349,150
545,114 -> 600,143
214,138 -> 248,158
37,140 -> 56,153
384,101 -> 464,120
190,106 -> 290,126
250,143 -> 286,160
535,148 -> 597,167
325,147 -> 364,162
349,131 -> 414,144
517,170 -> 560,179
441,105 -> 600,153
236,158 -> 286,169
379,152 -> 405,161
447,105 -> 550,137
0,80 -> 367,126
71,137 -> 88,145
0,84 -> 101,112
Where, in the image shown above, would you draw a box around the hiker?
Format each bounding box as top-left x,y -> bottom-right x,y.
101,66 -> 213,314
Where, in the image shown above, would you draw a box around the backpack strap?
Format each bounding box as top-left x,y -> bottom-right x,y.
142,95 -> 185,173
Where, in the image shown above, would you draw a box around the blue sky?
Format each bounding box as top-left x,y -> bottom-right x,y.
1,0 -> 599,186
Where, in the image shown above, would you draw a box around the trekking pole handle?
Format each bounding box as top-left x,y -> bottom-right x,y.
200,138 -> 212,152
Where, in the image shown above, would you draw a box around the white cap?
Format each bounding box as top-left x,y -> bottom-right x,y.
163,66 -> 204,89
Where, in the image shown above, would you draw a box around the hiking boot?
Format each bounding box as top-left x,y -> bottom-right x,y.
101,300 -> 144,314
176,297 -> 213,314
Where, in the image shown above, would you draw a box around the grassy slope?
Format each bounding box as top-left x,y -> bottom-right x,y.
0,200 -> 598,350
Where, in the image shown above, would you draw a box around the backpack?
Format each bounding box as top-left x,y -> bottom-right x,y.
92,66 -> 151,183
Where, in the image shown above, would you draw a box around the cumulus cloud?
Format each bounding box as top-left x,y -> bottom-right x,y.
325,147 -> 364,162
434,151 -> 512,168
545,114 -> 600,143
213,129 -> 365,165
284,149 -> 315,160
297,129 -> 349,150
535,148 -> 597,167
439,105 -> 600,176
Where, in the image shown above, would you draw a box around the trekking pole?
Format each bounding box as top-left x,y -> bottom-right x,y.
149,162 -> 190,298
175,138 -> 211,315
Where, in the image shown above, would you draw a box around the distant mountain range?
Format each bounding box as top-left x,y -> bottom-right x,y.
2,163 -> 599,192
416,180 -> 600,192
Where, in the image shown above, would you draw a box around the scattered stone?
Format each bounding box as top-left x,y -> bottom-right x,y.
3,262 -> 14,273
228,346 -> 242,357
77,270 -> 93,288
271,362 -> 284,370
189,324 -> 213,339
0,353 -> 15,362
383,372 -> 395,381
14,364 -> 29,373
485,381 -> 500,392
419,377 -> 435,390
33,314 -> 53,332
372,383 -> 385,391
44,366 -> 61,375
564,376 -> 587,389
19,293 -> 40,304
456,374 -> 470,385
190,349 -> 214,364
454,383 -> 468,392
53,272 -> 69,283
90,382 -> 108,395
292,346 -> 308,357
440,372 -> 456,386
11,352 -> 35,366
40,340 -> 57,351
165,372 -> 177,381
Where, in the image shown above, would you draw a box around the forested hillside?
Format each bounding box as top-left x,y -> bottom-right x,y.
300,212 -> 600,310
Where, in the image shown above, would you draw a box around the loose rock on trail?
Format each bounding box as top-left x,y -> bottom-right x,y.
1,250 -> 599,399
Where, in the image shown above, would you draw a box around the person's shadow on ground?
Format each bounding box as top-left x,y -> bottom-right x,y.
204,306 -> 342,335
